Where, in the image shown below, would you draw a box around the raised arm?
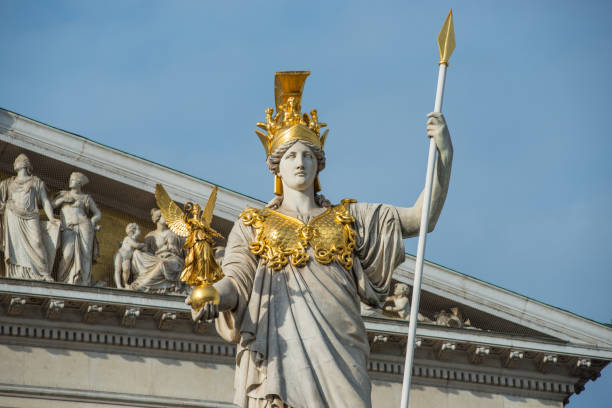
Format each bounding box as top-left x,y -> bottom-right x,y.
396,112 -> 453,238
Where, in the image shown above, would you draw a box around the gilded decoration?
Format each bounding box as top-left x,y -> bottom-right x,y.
240,199 -> 357,271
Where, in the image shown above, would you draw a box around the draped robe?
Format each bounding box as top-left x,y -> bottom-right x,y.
0,176 -> 55,281
216,203 -> 405,408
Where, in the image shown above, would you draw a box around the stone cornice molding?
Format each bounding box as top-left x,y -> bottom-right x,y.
0,320 -> 578,403
394,257 -> 612,348
0,383 -> 239,408
1,279 -> 610,362
0,279 -> 606,403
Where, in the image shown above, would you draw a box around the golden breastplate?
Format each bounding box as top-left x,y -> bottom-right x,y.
240,199 -> 357,271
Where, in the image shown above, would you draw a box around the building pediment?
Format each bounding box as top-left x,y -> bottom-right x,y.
1,107 -> 611,405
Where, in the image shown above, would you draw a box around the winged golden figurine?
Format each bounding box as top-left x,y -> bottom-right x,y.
155,184 -> 224,309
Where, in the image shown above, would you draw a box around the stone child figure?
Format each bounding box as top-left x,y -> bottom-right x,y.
113,222 -> 145,289
53,172 -> 102,285
0,154 -> 60,281
384,282 -> 430,322
187,72 -> 453,408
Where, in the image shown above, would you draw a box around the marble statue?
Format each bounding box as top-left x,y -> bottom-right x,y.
0,154 -> 60,281
128,208 -> 185,294
187,72 -> 453,408
53,172 -> 102,285
113,222 -> 145,289
434,307 -> 473,329
384,282 -> 431,322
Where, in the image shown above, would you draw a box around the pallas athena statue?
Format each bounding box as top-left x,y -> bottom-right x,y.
187,72 -> 453,408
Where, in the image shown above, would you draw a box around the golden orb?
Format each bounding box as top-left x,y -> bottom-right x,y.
189,284 -> 220,311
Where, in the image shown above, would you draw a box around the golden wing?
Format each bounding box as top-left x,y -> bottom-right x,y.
155,184 -> 189,237
202,186 -> 218,227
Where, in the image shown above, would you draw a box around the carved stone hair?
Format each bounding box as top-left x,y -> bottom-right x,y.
265,140 -> 331,210
125,222 -> 139,235
13,153 -> 33,173
70,172 -> 89,186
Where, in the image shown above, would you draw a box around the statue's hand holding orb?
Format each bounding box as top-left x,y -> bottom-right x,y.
186,289 -> 220,322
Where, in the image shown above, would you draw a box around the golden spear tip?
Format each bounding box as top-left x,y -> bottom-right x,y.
437,8 -> 456,66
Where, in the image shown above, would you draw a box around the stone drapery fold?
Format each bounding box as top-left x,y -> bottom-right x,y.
216,203 -> 405,408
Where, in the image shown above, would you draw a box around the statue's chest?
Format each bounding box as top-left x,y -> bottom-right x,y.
240,200 -> 357,271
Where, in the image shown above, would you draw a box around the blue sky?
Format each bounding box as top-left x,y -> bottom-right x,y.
1,1 -> 611,406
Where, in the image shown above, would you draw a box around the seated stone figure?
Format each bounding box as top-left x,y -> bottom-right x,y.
113,222 -> 145,289
127,208 -> 185,294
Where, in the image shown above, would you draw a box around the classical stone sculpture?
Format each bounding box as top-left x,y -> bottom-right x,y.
53,172 -> 102,285
434,307 -> 473,329
384,282 -> 431,322
186,72 -> 453,408
127,208 -> 185,294
113,222 -> 145,289
0,154 -> 60,281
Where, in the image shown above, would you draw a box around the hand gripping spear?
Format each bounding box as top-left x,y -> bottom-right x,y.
399,9 -> 455,408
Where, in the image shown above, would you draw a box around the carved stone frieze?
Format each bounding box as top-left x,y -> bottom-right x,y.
537,353 -> 558,373
468,345 -> 491,364
434,307 -> 475,329
120,307 -> 141,328
82,304 -> 104,324
44,299 -> 65,320
6,296 -> 26,316
503,350 -> 524,368
155,311 -> 177,330
435,341 -> 457,360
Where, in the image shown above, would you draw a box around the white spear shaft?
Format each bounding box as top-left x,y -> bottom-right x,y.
399,10 -> 455,408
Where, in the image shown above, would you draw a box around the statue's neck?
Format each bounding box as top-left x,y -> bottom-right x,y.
279,185 -> 319,215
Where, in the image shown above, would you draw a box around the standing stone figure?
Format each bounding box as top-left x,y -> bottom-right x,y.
53,172 -> 102,285
128,208 -> 185,293
188,72 -> 453,408
0,154 -> 60,281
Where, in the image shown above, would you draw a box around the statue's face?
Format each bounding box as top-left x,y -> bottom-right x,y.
13,159 -> 30,174
278,141 -> 317,192
69,174 -> 80,188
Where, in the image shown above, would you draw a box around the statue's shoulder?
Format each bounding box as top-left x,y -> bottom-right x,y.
239,206 -> 267,227
0,176 -> 14,187
330,199 -> 357,225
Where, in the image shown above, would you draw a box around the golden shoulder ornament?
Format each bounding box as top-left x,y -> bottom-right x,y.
240,199 -> 357,271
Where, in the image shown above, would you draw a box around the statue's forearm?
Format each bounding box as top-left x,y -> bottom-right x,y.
397,141 -> 453,238
427,146 -> 453,232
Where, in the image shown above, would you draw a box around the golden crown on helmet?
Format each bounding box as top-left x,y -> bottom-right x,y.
255,71 -> 329,194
